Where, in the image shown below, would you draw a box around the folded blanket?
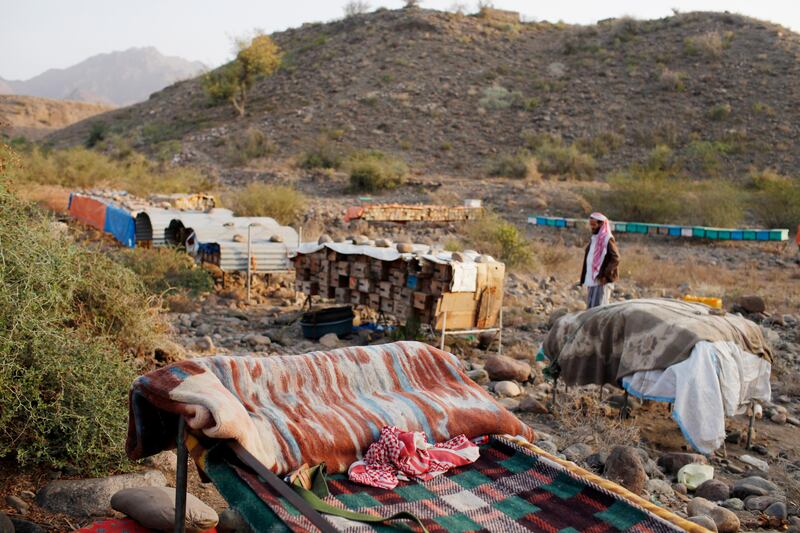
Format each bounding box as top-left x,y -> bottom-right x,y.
544,298 -> 771,386
127,341 -> 534,474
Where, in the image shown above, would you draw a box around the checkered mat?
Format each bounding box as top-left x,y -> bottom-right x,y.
226,437 -> 690,533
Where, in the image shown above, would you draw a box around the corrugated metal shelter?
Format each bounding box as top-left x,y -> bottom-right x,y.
104,205 -> 136,248
199,241 -> 295,273
68,193 -> 107,230
134,208 -> 177,247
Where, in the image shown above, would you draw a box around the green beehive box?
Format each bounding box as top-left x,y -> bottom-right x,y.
692,227 -> 706,238
718,229 -> 731,240
615,222 -> 627,232
743,230 -> 756,241
705,229 -> 719,239
770,229 -> 788,241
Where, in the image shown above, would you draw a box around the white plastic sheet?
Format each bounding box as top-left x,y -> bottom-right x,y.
622,341 -> 771,454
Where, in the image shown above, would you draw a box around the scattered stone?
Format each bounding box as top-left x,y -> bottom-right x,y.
657,452 -> 708,475
695,479 -> 730,502
735,295 -> 766,314
317,234 -> 332,244
484,355 -> 531,382
687,515 -> 718,532
604,446 -> 648,496
396,242 -> 413,253
374,238 -> 391,248
195,335 -> 215,352
673,483 -> 688,495
686,497 -> 740,533
232,234 -> 245,243
243,333 -> 271,347
318,332 -> 340,349
732,476 -> 779,498
787,416 -> 800,427
0,512 -> 12,533
721,498 -> 744,511
562,443 -> 594,463
36,470 -> 167,517
585,452 -> 608,472
466,368 -> 489,385
771,413 -> 787,425
497,397 -> 519,410
218,508 -> 253,533
646,478 -> 674,499
10,518 -> 44,533
142,450 -> 178,473
744,495 -> 781,511
764,501 -> 788,525
477,331 -> 496,350
535,440 -> 558,455
494,381 -> 521,397
739,454 -> 769,472
518,395 -> 548,414
751,443 -> 769,455
111,487 -> 218,532
5,495 -> 29,515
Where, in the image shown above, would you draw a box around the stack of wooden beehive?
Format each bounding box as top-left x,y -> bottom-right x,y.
352,204 -> 484,222
292,245 -> 505,330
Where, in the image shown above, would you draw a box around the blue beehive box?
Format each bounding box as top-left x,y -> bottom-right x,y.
536,216 -> 547,225
668,226 -> 682,237
756,230 -> 770,241
555,218 -> 566,228
406,275 -> 418,290
731,230 -> 743,241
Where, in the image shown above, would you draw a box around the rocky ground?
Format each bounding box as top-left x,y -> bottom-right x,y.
2,201 -> 799,532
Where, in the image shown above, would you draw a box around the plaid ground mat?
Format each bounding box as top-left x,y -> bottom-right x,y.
230,436 -> 690,533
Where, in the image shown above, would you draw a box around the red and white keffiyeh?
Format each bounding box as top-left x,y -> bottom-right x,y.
589,212 -> 612,282
348,426 -> 480,489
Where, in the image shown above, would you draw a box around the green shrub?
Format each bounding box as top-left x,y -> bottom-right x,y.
8,146 -> 213,197
346,150 -> 408,192
535,139 -> 596,180
464,214 -> 532,270
114,248 -> 214,297
298,139 -> 343,170
576,131 -> 624,157
684,31 -> 725,58
85,122 -> 108,148
644,144 -> 676,173
707,103 -> 732,121
226,128 -> 274,165
479,85 -> 519,110
748,169 -> 800,228
222,182 -> 306,224
658,68 -> 685,92
588,172 -> 744,227
486,151 -> 539,179
0,163 -> 170,473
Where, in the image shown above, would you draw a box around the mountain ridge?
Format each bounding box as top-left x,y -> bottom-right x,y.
48,8 -> 800,180
1,47 -> 205,106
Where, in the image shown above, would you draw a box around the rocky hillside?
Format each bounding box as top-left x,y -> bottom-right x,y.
2,47 -> 205,106
49,8 -> 800,179
0,95 -> 114,140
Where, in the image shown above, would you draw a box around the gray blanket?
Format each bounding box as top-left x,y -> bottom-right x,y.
543,299 -> 772,386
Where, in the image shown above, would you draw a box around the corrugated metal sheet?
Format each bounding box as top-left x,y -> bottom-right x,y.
134,208 -> 175,247
201,241 -> 295,273
68,193 -> 107,230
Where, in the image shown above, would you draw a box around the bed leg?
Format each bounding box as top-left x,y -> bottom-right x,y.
599,385 -> 603,402
746,400 -> 756,450
175,417 -> 188,533
620,390 -> 629,420
552,376 -> 558,410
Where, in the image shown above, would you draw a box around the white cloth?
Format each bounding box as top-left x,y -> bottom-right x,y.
583,235 -> 599,287
622,341 -> 771,454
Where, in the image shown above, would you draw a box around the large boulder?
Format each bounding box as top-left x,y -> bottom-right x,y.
695,479 -> 730,502
0,512 -> 13,533
687,497 -> 741,533
734,295 -> 766,314
657,452 -> 708,475
494,381 -> 522,397
111,487 -> 218,533
484,355 -> 531,382
604,446 -> 648,495
36,470 -> 167,517
732,476 -> 778,498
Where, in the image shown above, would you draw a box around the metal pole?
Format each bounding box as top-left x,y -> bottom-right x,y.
746,400 -> 756,449
246,224 -> 252,305
620,390 -> 629,420
174,417 -> 188,533
440,312 -> 447,351
552,375 -> 558,408
497,307 -> 503,355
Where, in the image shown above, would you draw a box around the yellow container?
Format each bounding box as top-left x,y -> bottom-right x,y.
682,295 -> 723,309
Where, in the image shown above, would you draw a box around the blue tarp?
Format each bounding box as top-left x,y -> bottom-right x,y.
103,205 -> 136,248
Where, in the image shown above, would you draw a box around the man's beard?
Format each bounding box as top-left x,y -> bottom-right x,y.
592,226 -> 601,235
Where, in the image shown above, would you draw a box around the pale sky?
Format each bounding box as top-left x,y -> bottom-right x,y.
2,0 -> 798,80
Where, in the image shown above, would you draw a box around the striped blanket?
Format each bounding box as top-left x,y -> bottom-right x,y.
127,342 -> 534,474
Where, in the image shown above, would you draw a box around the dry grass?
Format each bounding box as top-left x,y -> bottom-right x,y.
555,394 -> 642,453
13,184 -> 71,213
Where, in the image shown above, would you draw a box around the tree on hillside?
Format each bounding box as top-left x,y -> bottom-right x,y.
203,33 -> 281,117
344,1 -> 370,17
